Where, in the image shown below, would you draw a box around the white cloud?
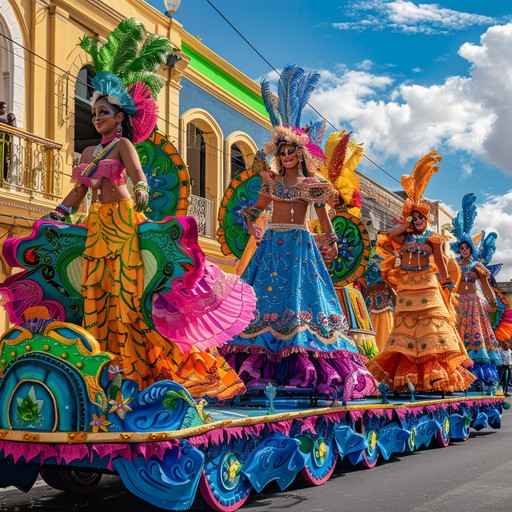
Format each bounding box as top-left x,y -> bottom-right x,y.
460,162 -> 473,179
310,23 -> 512,169
333,0 -> 499,35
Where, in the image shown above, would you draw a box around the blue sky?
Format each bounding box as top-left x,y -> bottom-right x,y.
149,0 -> 512,278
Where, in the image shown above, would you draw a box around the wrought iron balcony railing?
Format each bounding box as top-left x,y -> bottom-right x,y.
189,194 -> 215,239
0,124 -> 63,202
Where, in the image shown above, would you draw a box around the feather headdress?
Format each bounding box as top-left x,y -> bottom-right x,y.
261,64 -> 326,172
319,130 -> 364,216
401,150 -> 442,219
450,193 -> 498,264
79,18 -> 173,143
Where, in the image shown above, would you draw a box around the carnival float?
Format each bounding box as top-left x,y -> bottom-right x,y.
0,127 -> 505,512
0,20 -> 506,512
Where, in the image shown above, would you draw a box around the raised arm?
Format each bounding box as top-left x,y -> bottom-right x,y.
432,242 -> 453,289
242,195 -> 272,238
389,219 -> 412,245
477,267 -> 498,310
50,149 -> 91,221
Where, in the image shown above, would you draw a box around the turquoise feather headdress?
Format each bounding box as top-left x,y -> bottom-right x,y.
450,193 -> 497,265
261,64 -> 326,170
79,18 -> 174,142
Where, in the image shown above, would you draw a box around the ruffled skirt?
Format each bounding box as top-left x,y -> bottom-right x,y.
81,199 -> 253,399
367,268 -> 475,392
456,293 -> 501,388
221,226 -> 377,399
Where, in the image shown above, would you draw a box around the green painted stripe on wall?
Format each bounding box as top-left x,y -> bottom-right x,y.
182,42 -> 269,118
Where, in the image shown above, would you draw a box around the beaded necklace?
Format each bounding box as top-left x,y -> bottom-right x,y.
460,260 -> 478,286
280,175 -> 300,221
401,230 -> 432,269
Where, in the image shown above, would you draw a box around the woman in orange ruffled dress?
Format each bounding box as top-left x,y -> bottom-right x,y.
46,19 -> 255,400
367,152 -> 475,393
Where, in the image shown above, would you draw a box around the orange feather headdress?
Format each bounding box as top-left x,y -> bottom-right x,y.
400,150 -> 442,220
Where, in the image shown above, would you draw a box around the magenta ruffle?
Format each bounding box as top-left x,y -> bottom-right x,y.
224,348 -> 377,399
152,262 -> 257,353
0,440 -> 179,470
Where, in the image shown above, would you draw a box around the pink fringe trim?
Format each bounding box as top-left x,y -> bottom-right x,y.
0,440 -> 179,471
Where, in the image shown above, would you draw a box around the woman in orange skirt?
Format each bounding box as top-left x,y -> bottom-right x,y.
367,152 -> 475,393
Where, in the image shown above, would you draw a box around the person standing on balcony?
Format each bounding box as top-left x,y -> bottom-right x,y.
6,113 -> 16,127
220,65 -> 377,400
0,101 -> 7,123
46,18 -> 255,399
0,101 -> 11,180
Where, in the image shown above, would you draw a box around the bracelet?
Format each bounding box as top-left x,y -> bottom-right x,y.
133,181 -> 150,194
49,210 -> 66,222
441,282 -> 455,290
314,202 -> 326,208
56,203 -> 72,215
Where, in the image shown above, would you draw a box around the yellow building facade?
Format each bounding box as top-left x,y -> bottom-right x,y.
0,0 -> 273,332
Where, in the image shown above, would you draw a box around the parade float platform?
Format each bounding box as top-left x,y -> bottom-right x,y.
0,382 -> 505,512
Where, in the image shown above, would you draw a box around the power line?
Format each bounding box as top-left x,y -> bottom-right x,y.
0,35 -> 242,167
203,0 -> 401,185
1,13 -> 399,184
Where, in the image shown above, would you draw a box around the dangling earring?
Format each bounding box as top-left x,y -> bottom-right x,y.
297,161 -> 305,178
116,122 -> 123,137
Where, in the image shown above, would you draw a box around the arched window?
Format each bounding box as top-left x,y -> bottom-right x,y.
186,122 -> 206,198
230,143 -> 245,178
74,65 -> 98,154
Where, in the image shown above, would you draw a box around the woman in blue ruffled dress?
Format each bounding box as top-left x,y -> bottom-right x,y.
221,66 -> 377,400
451,193 -> 501,391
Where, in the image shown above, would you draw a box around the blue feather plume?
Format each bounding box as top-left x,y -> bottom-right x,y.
295,71 -> 321,127
305,120 -> 327,147
452,193 -> 477,241
261,76 -> 281,127
277,64 -> 304,126
479,231 -> 498,266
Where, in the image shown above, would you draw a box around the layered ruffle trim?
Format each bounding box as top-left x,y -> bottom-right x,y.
223,349 -> 377,399
367,352 -> 476,393
467,362 -> 500,388
152,262 -> 257,353
226,327 -> 359,359
0,440 -> 178,471
467,348 -> 502,367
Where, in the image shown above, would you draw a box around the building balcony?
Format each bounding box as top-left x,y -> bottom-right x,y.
0,124 -> 64,209
189,194 -> 215,239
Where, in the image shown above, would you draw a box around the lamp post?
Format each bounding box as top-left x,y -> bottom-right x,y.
164,0 -> 181,17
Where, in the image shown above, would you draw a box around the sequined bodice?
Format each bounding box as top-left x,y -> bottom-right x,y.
401,231 -> 433,256
72,159 -> 126,189
260,169 -> 335,204
461,262 -> 479,283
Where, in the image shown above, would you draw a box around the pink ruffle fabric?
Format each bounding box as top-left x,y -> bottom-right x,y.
152,261 -> 257,353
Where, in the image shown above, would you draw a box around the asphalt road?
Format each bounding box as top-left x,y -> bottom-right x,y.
1,402 -> 511,512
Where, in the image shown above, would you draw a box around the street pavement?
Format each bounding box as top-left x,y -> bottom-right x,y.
1,399 -> 511,512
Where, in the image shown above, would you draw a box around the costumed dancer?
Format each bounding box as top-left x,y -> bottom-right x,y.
42,19 -> 255,399
221,65 -> 377,400
363,254 -> 396,354
367,151 -> 475,393
450,193 -> 501,390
